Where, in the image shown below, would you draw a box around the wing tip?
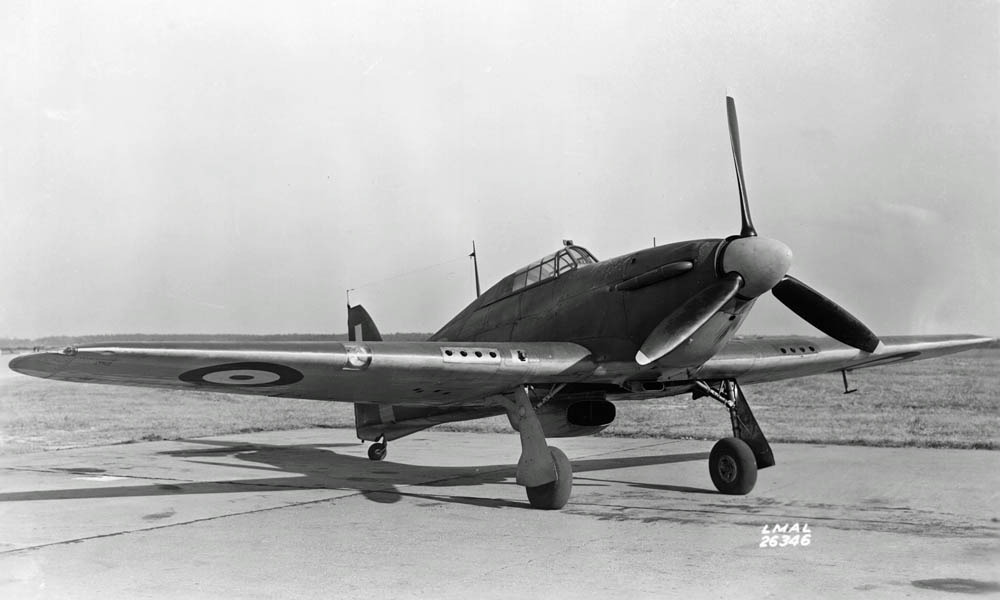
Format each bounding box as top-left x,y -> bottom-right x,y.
9,351 -> 73,379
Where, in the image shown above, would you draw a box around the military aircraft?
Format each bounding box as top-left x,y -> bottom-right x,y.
10,98 -> 992,509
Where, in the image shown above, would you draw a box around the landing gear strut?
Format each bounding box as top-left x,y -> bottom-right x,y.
503,385 -> 572,509
695,379 -> 774,495
367,435 -> 387,461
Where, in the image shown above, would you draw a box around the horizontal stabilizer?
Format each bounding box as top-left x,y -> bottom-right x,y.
354,403 -> 505,442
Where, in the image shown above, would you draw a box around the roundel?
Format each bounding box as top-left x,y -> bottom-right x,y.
179,362 -> 304,387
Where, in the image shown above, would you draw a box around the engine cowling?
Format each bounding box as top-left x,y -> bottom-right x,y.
533,395 -> 617,438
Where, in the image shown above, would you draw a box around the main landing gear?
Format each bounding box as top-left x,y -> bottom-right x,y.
367,435 -> 388,461
695,380 -> 775,495
503,385 -> 572,509
709,437 -> 757,495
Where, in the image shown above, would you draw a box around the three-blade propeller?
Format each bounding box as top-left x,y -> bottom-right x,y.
635,97 -> 880,365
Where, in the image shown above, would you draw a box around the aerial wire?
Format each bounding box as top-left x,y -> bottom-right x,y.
347,255 -> 468,296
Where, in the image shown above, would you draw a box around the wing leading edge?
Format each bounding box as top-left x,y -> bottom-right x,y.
693,334 -> 994,384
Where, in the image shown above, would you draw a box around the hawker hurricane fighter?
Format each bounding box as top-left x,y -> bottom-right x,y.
11,98 -> 992,509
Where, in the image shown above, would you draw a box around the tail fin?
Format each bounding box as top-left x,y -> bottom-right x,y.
347,304 -> 383,342
348,304 -> 386,441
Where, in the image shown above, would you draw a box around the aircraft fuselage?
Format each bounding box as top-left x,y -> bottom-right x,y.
431,238 -> 754,371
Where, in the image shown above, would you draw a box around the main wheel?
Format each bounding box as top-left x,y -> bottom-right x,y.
709,437 -> 757,495
367,442 -> 387,461
526,447 -> 572,510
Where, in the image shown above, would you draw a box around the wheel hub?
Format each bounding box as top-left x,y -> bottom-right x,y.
717,455 -> 738,483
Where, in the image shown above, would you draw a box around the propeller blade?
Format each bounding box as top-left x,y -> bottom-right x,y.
726,96 -> 757,237
636,274 -> 742,365
772,276 -> 880,353
722,100 -> 875,352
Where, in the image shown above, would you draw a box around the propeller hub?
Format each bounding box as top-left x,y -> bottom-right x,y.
721,236 -> 793,298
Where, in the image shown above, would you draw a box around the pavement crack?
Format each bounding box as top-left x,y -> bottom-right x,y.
2,466 -> 194,483
0,467 -> 517,556
0,489 -> 370,556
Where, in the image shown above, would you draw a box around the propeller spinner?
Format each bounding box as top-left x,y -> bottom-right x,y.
635,97 -> 881,365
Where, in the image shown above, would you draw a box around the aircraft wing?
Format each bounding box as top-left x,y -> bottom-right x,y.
8,341 -> 598,407
692,334 -> 994,384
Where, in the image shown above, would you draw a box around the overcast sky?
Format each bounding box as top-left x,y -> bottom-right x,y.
2,0 -> 997,338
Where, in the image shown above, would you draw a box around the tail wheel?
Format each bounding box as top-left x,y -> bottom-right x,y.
526,447 -> 572,510
367,442 -> 387,461
709,437 -> 757,495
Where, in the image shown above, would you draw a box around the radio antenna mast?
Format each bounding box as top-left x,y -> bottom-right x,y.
470,241 -> 481,298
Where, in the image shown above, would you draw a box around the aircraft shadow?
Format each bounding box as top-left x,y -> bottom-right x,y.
0,439 -> 714,509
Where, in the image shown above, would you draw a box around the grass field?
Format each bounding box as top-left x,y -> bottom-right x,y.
1,350 -> 997,455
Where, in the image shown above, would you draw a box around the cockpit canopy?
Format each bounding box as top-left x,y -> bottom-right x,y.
510,245 -> 598,292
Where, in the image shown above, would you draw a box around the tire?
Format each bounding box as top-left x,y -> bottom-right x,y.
526,447 -> 573,510
709,437 -> 757,495
367,443 -> 387,461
